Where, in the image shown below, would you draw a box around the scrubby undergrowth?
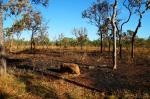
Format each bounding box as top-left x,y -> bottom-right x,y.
0,69 -> 101,99
0,73 -> 40,99
0,69 -> 149,99
0,47 -> 149,99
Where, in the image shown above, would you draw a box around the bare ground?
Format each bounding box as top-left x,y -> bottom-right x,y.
6,48 -> 150,98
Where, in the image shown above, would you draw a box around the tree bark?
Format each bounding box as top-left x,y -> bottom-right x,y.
0,11 -> 7,76
108,39 -> 111,52
10,34 -> 14,52
100,31 -> 103,53
111,0 -> 117,70
131,37 -> 134,58
31,31 -> 35,51
31,35 -> 33,51
131,14 -> 142,58
119,0 -> 132,59
119,36 -> 122,58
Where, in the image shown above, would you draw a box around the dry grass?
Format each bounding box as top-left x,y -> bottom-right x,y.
0,73 -> 40,99
2,46 -> 150,98
1,69 -> 149,99
13,70 -> 101,99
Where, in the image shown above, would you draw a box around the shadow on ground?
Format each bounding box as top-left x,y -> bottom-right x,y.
0,92 -> 13,99
84,66 -> 150,95
16,74 -> 59,99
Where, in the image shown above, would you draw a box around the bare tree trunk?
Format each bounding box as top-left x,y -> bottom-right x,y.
16,34 -> 20,50
8,35 -> 11,51
111,0 -> 117,70
119,36 -> 122,58
10,34 -> 14,52
108,39 -> 111,52
118,0 -> 132,59
100,31 -> 103,53
131,37 -> 134,58
0,11 -> 7,76
131,14 -> 142,58
31,31 -> 34,51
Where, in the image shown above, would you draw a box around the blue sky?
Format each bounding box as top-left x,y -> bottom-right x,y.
39,0 -> 98,41
4,0 -> 150,41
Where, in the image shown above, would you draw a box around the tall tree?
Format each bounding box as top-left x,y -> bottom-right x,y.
82,0 -> 111,53
72,27 -> 88,50
128,0 -> 150,58
0,0 -> 49,76
116,0 -> 133,58
35,21 -> 49,49
111,0 -> 118,70
24,11 -> 42,51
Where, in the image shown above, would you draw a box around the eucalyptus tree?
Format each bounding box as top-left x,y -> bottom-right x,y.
82,0 -> 119,69
35,21 -> 49,49
82,0 -> 111,53
23,11 -> 42,51
0,0 -> 49,76
116,0 -> 133,58
110,0 -> 118,70
72,27 -> 88,50
82,0 -> 117,69
128,0 -> 150,58
115,0 -> 150,58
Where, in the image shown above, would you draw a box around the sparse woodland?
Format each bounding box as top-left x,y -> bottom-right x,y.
0,0 -> 150,99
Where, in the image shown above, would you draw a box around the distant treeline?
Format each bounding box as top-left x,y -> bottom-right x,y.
6,36 -> 150,48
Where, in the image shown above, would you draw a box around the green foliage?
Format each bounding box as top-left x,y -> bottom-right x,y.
13,39 -> 30,46
82,0 -> 111,27
91,39 -> 100,47
72,27 -> 88,49
68,38 -> 78,47
2,0 -> 49,39
4,27 -> 13,37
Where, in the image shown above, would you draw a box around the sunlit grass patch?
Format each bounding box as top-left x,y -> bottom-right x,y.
0,74 -> 26,98
1,66 -> 149,99
0,73 -> 41,99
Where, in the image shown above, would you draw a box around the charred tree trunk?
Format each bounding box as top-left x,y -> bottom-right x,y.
119,0 -> 132,59
10,34 -> 14,52
16,34 -> 20,50
131,14 -> 142,58
100,31 -> 103,53
31,32 -> 33,51
0,11 -> 7,76
119,36 -> 122,58
31,31 -> 35,51
108,39 -> 111,52
131,37 -> 135,58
